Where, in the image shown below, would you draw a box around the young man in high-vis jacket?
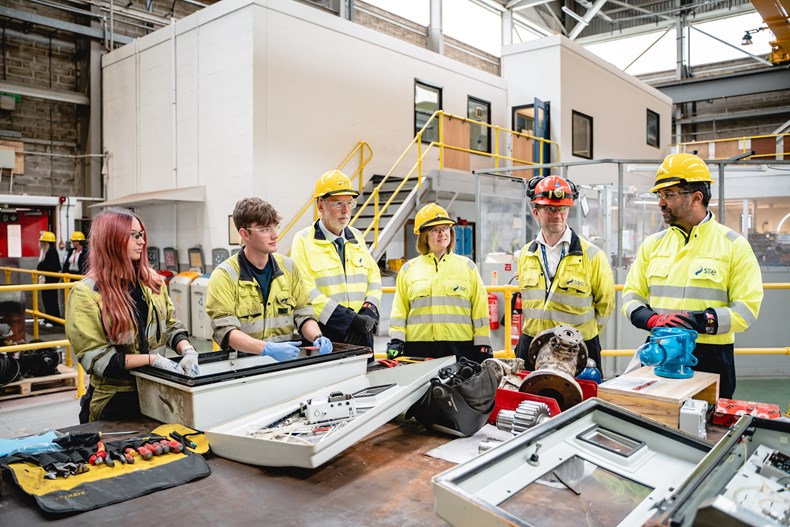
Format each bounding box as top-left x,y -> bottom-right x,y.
622,153 -> 763,398
291,170 -> 382,350
514,176 -> 615,370
206,198 -> 331,362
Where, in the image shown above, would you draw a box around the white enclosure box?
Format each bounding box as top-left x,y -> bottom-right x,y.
206,355 -> 456,469
132,346 -> 371,430
190,275 -> 211,340
168,272 -> 199,333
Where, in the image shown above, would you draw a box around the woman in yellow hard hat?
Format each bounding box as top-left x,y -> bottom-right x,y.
62,231 -> 89,275
36,231 -> 61,328
386,203 -> 492,362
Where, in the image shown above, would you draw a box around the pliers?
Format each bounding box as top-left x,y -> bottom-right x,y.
377,359 -> 399,368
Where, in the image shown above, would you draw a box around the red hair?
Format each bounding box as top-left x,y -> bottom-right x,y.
87,208 -> 162,344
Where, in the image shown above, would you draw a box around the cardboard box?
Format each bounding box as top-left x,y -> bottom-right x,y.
712,398 -> 782,427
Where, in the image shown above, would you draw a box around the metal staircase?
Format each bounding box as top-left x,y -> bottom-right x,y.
351,173 -> 432,262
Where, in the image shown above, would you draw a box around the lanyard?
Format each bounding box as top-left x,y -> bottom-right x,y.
540,243 -> 566,290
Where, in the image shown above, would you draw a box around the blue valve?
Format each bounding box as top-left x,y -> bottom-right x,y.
638,327 -> 699,379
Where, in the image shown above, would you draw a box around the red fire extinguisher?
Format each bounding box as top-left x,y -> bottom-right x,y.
488,293 -> 500,330
511,292 -> 522,347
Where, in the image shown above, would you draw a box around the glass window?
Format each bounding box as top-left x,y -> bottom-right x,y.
572,111 -> 593,159
415,80 -> 442,144
647,109 -> 660,148
513,105 -> 534,135
468,97 -> 491,153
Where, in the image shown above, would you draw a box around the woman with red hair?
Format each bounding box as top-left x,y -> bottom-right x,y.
65,208 -> 198,423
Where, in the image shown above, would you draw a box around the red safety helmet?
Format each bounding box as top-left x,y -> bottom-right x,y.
527,175 -> 577,206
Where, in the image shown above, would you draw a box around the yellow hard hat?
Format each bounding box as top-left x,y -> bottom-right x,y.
313,170 -> 360,199
652,153 -> 713,193
39,231 -> 56,243
414,203 -> 455,234
71,231 -> 86,242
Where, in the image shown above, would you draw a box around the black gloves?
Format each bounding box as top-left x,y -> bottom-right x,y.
386,339 -> 405,360
352,313 -> 377,334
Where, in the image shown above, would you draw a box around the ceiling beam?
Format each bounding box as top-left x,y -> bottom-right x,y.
0,5 -> 132,45
655,67 -> 790,104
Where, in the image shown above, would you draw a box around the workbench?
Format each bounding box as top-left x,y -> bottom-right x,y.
0,417 -> 453,526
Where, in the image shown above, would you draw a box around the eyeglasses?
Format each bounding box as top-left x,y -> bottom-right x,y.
655,190 -> 694,201
246,224 -> 281,236
429,225 -> 452,235
130,230 -> 145,240
537,205 -> 569,214
323,199 -> 357,210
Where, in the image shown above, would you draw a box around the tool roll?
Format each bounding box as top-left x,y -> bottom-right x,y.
0,424 -> 210,513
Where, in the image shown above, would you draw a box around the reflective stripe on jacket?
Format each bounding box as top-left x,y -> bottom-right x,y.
622,215 -> 763,344
389,252 -> 491,346
517,230 -> 615,340
206,250 -> 315,348
291,222 -> 381,329
65,277 -> 187,390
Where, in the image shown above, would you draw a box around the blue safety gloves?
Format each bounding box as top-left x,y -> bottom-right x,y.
313,335 -> 333,355
262,340 -> 302,362
386,339 -> 405,360
178,346 -> 200,377
151,354 -> 187,375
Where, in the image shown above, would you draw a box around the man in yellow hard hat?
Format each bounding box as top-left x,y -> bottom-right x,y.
62,231 -> 89,275
622,153 -> 763,398
291,170 -> 382,350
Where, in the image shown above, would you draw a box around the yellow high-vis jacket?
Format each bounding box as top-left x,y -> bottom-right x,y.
66,277 -> 188,417
206,250 -> 315,348
517,230 -> 615,340
291,222 -> 381,333
622,214 -> 763,344
389,252 -> 491,346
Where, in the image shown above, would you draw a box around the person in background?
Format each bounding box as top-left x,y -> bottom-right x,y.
65,208 -> 199,423
291,170 -> 382,351
622,153 -> 763,399
36,231 -> 61,328
514,175 -> 615,371
206,197 -> 330,361
387,203 -> 492,362
62,231 -> 89,275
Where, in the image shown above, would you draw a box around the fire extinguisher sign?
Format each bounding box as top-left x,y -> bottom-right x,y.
504,264 -> 511,271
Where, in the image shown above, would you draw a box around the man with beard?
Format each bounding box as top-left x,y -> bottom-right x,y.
514,175 -> 615,371
291,170 -> 381,350
622,153 -> 763,398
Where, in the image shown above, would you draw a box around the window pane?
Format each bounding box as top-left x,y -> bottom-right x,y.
572,111 -> 593,159
468,97 -> 490,153
416,81 -> 441,144
647,109 -> 659,148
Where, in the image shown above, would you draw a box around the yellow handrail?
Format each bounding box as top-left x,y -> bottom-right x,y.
351,110 -> 561,246
280,140 -> 374,241
673,133 -> 790,160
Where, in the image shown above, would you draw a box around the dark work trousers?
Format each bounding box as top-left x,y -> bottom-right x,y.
692,342 -> 736,399
79,385 -> 143,424
403,341 -> 487,364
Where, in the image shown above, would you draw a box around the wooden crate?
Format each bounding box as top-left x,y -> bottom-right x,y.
0,364 -> 78,400
597,366 -> 719,428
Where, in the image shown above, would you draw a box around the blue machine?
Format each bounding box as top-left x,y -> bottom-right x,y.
638,327 -> 699,379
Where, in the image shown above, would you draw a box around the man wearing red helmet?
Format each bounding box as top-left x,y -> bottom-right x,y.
515,175 -> 615,371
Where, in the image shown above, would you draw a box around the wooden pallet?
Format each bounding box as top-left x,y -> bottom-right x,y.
0,364 -> 78,401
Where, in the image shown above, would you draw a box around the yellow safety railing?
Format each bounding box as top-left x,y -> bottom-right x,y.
280,140 -> 374,241
674,133 -> 790,160
351,110 -> 561,248
0,266 -> 85,396
377,282 -> 790,359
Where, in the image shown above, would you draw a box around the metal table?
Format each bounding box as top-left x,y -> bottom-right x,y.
0,417 -> 453,526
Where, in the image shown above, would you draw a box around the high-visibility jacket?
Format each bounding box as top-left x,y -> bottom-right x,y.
390,252 -> 491,346
517,230 -> 615,340
622,214 -> 763,345
291,222 -> 381,333
206,249 -> 315,348
65,277 -> 187,403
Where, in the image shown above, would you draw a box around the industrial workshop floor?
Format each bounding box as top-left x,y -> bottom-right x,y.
0,324 -> 788,439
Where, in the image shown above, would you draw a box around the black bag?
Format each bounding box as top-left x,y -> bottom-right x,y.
405,357 -> 498,437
